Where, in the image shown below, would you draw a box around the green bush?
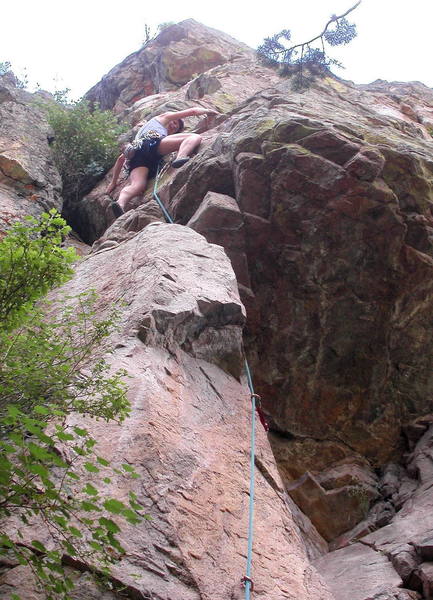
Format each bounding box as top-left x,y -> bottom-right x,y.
0,211 -> 76,332
0,211 -> 144,599
45,100 -> 125,203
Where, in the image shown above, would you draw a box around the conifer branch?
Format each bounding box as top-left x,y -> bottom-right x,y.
285,1 -> 361,56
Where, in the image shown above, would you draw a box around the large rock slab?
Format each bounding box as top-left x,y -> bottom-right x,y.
0,223 -> 334,600
187,190 -> 251,289
0,75 -> 62,233
314,543 -> 408,600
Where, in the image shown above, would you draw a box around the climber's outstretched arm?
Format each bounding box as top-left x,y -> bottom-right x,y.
106,154 -> 126,195
157,107 -> 218,126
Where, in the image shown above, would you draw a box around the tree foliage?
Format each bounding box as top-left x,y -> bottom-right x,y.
158,21 -> 175,32
257,1 -> 361,89
45,100 -> 125,204
0,212 -> 144,599
0,61 -> 29,89
142,22 -> 176,46
0,61 -> 12,76
0,211 -> 76,332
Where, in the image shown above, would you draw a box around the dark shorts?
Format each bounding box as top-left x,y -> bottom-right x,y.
128,138 -> 163,179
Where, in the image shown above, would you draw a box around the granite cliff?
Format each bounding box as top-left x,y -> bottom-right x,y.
1,19 -> 433,600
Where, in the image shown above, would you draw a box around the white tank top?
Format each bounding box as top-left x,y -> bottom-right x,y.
135,118 -> 167,140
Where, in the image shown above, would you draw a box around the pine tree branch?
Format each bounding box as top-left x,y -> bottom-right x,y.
287,1 -> 361,54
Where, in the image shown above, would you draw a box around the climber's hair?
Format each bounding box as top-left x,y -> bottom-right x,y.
177,119 -> 185,133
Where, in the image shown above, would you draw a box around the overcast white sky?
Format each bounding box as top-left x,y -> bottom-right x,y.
2,0 -> 433,99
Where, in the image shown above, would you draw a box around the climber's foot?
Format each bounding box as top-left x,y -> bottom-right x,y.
172,157 -> 190,169
111,201 -> 124,218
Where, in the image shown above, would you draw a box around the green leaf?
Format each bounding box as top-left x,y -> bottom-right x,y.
7,405 -> 20,418
68,526 -> 82,538
28,463 -> 50,479
28,443 -> 54,461
81,500 -> 100,512
31,540 -> 47,552
121,463 -> 137,473
33,405 -> 50,415
83,462 -> 99,473
64,541 -> 77,556
103,499 -> 125,514
129,498 -> 144,511
98,517 -> 120,534
0,535 -> 13,548
52,516 -> 68,528
89,540 -> 103,552
56,431 -> 75,441
122,509 -> 141,524
24,423 -> 52,444
73,427 -> 87,437
7,432 -> 24,446
0,443 -> 16,454
83,483 -> 98,496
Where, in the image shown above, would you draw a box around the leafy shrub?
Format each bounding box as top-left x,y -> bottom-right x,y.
45,100 -> 125,204
0,211 -> 76,332
0,211 -> 144,599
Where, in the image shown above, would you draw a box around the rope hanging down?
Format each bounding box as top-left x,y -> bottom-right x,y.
153,163 -> 174,224
152,163 -> 269,598
243,360 -> 268,598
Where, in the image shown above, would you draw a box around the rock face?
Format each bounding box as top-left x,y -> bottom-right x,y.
145,75 -> 433,545
0,74 -> 62,233
315,419 -> 433,600
3,17 -> 433,600
85,19 -> 254,113
0,224 -> 334,600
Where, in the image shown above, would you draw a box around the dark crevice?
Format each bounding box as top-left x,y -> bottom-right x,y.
254,455 -> 283,497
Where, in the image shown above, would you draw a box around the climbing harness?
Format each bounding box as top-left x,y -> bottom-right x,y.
152,165 -> 269,598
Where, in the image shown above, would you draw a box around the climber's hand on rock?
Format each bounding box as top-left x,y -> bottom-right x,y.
195,107 -> 219,117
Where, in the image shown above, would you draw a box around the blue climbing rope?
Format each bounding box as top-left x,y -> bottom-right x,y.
152,163 -> 174,224
244,359 -> 257,599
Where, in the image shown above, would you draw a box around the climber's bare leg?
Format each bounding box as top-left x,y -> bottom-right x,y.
158,133 -> 202,160
117,167 -> 149,210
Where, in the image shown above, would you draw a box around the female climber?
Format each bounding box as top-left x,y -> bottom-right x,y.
106,106 -> 218,217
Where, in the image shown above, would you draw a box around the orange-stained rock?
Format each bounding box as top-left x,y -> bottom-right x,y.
84,20 -> 254,113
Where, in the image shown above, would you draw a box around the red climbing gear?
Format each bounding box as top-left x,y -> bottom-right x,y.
251,393 -> 269,432
241,576 -> 255,592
